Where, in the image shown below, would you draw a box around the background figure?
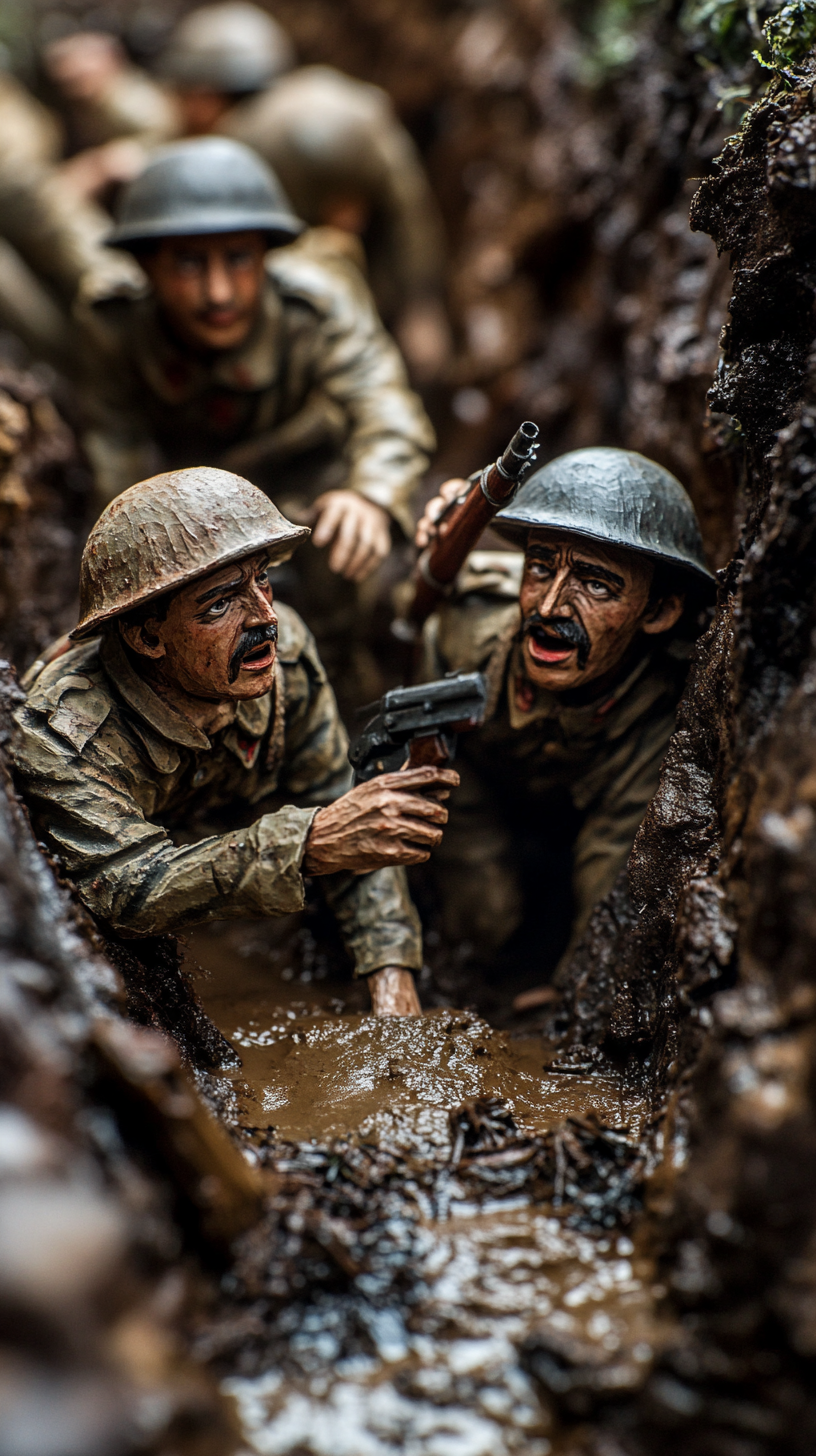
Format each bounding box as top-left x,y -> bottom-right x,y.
63,2 -> 451,385
41,29 -> 178,208
0,56 -> 139,368
77,137 -> 434,705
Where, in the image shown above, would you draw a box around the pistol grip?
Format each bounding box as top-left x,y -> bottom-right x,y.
406,733 -> 451,769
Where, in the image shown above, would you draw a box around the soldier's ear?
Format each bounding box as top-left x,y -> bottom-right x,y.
119,619 -> 167,659
642,593 -> 684,636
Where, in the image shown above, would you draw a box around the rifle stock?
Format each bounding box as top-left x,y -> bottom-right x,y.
406,420 -> 539,629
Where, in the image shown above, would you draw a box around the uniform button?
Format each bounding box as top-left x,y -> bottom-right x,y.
192,768 -> 206,786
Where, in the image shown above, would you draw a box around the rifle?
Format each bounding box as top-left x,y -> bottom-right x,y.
349,671 -> 487,783
397,419 -> 540,636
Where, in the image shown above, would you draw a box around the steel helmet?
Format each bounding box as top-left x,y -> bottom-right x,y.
106,137 -> 304,249
71,466 -> 309,641
493,446 -> 714,585
159,3 -> 295,93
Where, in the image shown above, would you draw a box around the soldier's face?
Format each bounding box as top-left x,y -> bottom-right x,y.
518,531 -> 684,694
122,551 -> 278,702
142,232 -> 267,352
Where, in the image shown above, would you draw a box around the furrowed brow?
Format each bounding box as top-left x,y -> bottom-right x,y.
196,575 -> 243,605
574,560 -> 625,589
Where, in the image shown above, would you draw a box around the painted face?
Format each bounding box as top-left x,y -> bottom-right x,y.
141,230 -> 267,352
518,530 -> 684,694
122,551 -> 278,705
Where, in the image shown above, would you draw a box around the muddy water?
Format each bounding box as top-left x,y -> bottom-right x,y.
188,919 -> 665,1455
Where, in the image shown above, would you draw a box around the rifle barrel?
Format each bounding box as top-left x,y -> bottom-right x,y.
408,420 -> 539,627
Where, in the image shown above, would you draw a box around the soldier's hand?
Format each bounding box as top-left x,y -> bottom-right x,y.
302,766 -> 459,875
368,966 -> 422,1016
312,490 -> 392,582
414,478 -> 470,550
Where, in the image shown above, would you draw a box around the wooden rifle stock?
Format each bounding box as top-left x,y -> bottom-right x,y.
407,420 -> 539,629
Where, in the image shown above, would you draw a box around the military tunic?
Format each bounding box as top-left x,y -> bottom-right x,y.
11,602 -> 422,975
423,553 -> 689,963
77,236 -> 435,525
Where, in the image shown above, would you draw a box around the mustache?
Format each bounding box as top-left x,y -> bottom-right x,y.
228,622 -> 278,683
522,611 -> 591,670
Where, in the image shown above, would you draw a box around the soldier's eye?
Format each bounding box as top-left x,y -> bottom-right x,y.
256,569 -> 269,588
206,597 -> 230,616
585,578 -> 612,596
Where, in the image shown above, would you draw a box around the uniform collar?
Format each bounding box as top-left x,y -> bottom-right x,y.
100,631 -> 272,753
134,274 -> 285,404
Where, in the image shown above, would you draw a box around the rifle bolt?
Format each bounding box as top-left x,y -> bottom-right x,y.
384,713 -> 396,728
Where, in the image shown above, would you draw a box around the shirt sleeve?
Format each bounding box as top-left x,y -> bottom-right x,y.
11,705 -> 318,936
272,621 -> 424,974
291,255 -> 435,536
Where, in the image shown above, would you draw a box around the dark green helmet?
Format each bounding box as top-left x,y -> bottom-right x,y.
106,138 -> 305,250
493,446 -> 713,586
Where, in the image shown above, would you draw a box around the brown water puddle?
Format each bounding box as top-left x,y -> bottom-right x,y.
188,919 -> 646,1148
189,919 -> 665,1456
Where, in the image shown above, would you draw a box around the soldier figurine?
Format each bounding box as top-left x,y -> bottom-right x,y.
11,468 -> 457,1016
76,135 -> 434,694
416,447 -> 714,1005
61,3 -> 450,382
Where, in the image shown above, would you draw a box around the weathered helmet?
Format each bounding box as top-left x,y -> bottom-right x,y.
493,446 -> 714,585
159,2 -> 294,93
71,466 -> 309,641
106,137 -> 304,249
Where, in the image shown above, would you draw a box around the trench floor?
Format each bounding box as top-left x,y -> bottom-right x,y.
187,917 -> 670,1456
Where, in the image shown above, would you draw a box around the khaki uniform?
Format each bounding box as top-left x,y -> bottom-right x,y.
0,71 -> 140,364
423,554 -> 689,968
11,602 -> 421,975
77,238 -> 433,527
60,68 -> 178,152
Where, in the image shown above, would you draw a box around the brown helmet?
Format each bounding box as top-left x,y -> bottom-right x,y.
71,466 -> 309,641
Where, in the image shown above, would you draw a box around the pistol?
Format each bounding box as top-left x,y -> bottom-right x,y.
349,672 -> 487,784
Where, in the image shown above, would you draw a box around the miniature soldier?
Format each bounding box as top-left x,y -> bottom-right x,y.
76,135 -> 434,690
70,3 -> 450,381
416,447 -> 714,1002
11,468 -> 457,1016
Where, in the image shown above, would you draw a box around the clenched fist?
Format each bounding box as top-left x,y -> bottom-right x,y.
302,766 -> 459,876
311,489 -> 392,582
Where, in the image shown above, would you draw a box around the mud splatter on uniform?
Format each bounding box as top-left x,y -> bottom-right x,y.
11,602 -> 421,977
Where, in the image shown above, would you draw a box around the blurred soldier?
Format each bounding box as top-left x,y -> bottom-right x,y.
72,2 -> 449,382
12,469 -> 457,1014
76,136 -> 434,691
0,60 -> 139,366
416,448 -> 714,1002
42,30 -> 177,153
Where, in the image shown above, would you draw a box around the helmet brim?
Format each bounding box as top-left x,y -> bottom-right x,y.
491,515 -> 716,590
106,210 -> 306,250
69,523 -> 310,641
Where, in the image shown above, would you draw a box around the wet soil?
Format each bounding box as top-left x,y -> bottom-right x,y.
189,919 -> 647,1150
188,918 -> 661,1454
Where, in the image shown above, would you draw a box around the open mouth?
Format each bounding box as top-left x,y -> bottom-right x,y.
239,642 -> 275,672
526,629 -> 576,665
